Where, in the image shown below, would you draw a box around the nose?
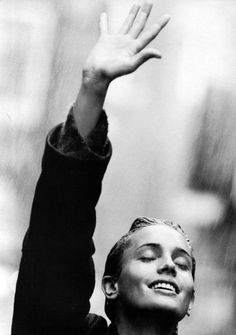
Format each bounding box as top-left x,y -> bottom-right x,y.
157,257 -> 177,277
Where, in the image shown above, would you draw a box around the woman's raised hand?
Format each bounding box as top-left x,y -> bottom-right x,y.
74,2 -> 170,137
83,2 -> 170,84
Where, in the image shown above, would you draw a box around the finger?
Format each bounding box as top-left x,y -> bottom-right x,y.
100,12 -> 108,34
119,4 -> 141,34
135,15 -> 170,52
128,2 -> 153,38
131,48 -> 162,70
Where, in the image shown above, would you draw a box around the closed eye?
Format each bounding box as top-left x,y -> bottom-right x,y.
139,256 -> 156,262
175,258 -> 191,271
176,263 -> 189,271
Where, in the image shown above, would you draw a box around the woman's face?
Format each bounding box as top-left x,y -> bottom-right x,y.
116,225 -> 194,320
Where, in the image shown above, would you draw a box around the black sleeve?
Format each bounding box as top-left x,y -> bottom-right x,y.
55,106 -> 109,159
11,124 -> 112,335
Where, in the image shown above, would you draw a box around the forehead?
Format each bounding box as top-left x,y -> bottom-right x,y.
126,224 -> 191,255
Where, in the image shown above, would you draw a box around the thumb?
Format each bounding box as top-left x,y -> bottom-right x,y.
132,48 -> 162,70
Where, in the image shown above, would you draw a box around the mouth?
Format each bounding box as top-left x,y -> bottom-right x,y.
148,280 -> 179,294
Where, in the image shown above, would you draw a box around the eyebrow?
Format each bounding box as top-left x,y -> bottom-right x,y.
173,247 -> 192,259
137,243 -> 192,259
137,243 -> 161,251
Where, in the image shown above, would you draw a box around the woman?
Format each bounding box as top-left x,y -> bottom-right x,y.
12,3 -> 195,335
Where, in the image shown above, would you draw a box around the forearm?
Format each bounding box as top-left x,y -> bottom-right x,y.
73,74 -> 110,139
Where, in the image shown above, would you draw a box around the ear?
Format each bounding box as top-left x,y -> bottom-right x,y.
102,276 -> 119,301
187,290 -> 195,316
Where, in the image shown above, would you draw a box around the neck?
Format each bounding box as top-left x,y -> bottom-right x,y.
115,308 -> 177,335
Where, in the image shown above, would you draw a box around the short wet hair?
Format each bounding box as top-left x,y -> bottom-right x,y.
103,216 -> 196,321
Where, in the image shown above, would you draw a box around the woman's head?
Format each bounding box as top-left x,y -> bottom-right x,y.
102,217 -> 195,323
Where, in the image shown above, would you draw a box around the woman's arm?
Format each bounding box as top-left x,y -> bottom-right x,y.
12,128 -> 111,335
11,3 -> 170,334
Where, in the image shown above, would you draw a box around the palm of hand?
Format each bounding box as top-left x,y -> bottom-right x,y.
84,3 -> 170,82
85,34 -> 139,79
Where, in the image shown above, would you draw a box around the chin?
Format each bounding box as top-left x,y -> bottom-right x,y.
137,299 -> 186,321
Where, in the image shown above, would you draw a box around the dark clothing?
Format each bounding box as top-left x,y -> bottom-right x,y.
11,122 -> 112,335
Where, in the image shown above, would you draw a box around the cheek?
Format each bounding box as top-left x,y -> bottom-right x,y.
118,262 -> 150,292
117,265 -> 152,308
186,275 -> 194,291
182,276 -> 194,302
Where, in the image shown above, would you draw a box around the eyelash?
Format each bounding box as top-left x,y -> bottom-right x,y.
139,256 -> 156,262
139,257 -> 190,270
175,262 -> 189,271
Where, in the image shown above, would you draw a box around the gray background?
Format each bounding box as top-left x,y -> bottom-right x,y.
0,1 -> 236,334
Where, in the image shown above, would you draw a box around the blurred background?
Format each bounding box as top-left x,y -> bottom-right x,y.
0,0 -> 236,334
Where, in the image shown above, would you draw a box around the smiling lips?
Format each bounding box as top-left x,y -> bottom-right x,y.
149,280 -> 179,294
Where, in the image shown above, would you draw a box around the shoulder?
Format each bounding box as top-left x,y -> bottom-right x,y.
84,313 -> 109,335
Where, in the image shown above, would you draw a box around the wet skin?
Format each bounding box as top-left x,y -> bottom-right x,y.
116,225 -> 195,320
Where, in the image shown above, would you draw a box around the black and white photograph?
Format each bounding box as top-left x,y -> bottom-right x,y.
0,1 -> 236,334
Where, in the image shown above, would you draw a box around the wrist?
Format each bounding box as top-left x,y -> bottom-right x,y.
82,69 -> 110,94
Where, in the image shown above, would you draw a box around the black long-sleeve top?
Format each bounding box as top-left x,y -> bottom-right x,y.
11,110 -> 113,335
